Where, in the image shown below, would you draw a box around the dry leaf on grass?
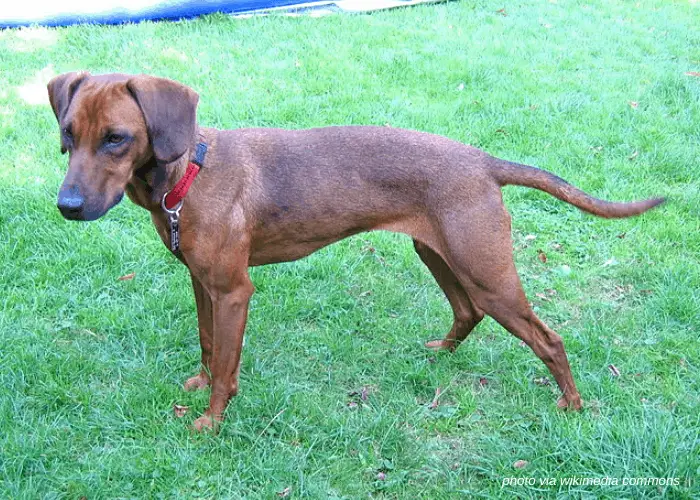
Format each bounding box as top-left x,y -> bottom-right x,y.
608,364 -> 621,377
173,404 -> 189,418
629,101 -> 639,108
118,272 -> 136,281
479,377 -> 489,387
685,72 -> 700,77
534,377 -> 550,386
513,460 -> 529,469
537,250 -> 547,263
430,387 -> 442,409
277,486 -> 292,497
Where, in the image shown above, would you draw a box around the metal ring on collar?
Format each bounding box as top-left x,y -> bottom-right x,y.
161,192 -> 184,215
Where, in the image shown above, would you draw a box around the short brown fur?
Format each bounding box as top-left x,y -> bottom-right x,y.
49,73 -> 664,431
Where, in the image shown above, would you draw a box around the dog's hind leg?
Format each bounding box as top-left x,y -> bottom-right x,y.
413,239 -> 484,351
439,198 -> 582,410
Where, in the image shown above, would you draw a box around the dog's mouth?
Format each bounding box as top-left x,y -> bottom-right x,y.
58,190 -> 125,221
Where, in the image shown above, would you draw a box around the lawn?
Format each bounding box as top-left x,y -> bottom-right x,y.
0,0 -> 698,497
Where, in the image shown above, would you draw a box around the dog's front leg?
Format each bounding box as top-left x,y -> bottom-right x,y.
192,267 -> 254,432
184,274 -> 213,391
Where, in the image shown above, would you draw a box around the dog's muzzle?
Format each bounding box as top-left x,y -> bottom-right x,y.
57,185 -> 124,221
57,184 -> 86,220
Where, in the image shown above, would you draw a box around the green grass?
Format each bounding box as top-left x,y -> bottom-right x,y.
1,0 -> 699,497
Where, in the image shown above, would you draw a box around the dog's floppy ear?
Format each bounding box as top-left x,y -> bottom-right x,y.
127,75 -> 199,164
47,72 -> 88,123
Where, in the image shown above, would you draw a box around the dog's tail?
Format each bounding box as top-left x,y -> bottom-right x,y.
491,158 -> 664,219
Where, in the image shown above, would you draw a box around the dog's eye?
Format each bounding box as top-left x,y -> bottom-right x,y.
106,133 -> 124,145
62,127 -> 72,139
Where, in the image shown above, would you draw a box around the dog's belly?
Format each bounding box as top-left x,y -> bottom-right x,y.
247,213 -> 430,266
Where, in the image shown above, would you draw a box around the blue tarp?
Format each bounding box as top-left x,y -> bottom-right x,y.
0,0 -> 322,28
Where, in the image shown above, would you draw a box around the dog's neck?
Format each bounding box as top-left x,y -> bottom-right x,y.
126,128 -> 211,213
126,151 -> 191,213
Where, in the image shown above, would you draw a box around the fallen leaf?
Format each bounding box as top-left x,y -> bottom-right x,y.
535,293 -> 549,301
537,250 -> 547,263
118,272 -> 136,281
173,404 -> 189,418
617,232 -> 627,239
629,101 -> 639,108
430,387 -> 442,409
608,364 -> 621,377
479,377 -> 489,387
685,72 -> 700,77
497,8 -> 507,16
277,486 -> 292,497
495,128 -> 508,135
513,460 -> 528,469
534,377 -> 550,386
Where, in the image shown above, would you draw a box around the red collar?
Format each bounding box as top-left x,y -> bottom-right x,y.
163,142 -> 207,210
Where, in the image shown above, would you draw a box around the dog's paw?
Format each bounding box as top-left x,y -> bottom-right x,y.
424,339 -> 456,352
192,413 -> 221,432
557,395 -> 583,411
184,372 -> 211,391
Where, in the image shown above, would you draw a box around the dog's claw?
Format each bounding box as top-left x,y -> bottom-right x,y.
184,372 -> 211,391
425,339 -> 456,352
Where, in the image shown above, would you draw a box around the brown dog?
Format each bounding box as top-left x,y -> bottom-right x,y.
48,72 -> 663,430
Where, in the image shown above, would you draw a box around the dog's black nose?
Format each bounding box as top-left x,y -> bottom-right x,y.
57,185 -> 85,220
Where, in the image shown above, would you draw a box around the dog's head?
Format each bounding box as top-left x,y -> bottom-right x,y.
48,72 -> 199,221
